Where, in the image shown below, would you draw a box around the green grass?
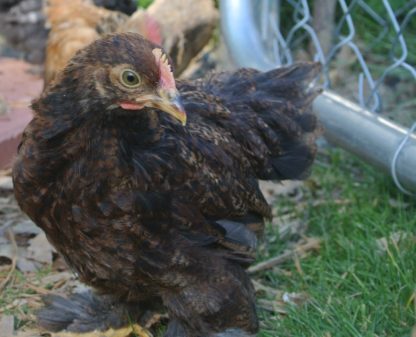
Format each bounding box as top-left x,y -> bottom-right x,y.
257,148 -> 416,337
137,0 -> 153,9
0,266 -> 53,330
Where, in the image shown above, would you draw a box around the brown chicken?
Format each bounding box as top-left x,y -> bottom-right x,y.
13,33 -> 321,337
44,0 -> 217,85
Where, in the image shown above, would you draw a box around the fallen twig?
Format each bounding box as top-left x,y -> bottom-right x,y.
251,279 -> 283,298
257,299 -> 287,314
0,229 -> 17,293
25,283 -> 51,296
143,312 -> 169,329
248,237 -> 321,274
293,253 -> 304,276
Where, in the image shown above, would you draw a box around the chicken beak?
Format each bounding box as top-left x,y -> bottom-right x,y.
127,90 -> 187,126
149,89 -> 187,126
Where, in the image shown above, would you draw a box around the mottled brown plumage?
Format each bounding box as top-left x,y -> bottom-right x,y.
13,33 -> 321,337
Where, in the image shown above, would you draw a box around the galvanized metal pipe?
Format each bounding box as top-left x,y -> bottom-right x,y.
314,92 -> 416,193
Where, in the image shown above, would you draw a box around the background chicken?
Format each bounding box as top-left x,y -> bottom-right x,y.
13,33 -> 321,337
44,0 -> 218,85
0,0 -> 137,64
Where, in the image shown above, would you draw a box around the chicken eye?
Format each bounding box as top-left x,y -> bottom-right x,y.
120,69 -> 141,87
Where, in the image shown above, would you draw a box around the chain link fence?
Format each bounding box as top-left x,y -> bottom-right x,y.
221,0 -> 416,195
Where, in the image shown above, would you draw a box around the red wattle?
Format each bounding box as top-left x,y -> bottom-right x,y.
119,102 -> 144,110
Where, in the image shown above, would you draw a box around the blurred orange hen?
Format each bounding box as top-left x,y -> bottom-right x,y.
44,0 -> 217,86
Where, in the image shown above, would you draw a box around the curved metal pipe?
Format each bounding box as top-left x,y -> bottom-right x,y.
220,0 -> 416,193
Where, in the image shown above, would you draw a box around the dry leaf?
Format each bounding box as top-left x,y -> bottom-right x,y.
13,220 -> 42,238
16,256 -> 39,273
41,272 -> 73,287
49,323 -> 153,337
0,243 -> 13,265
282,292 -> 309,305
27,232 -> 54,265
257,299 -> 287,314
272,217 -> 307,240
259,180 -> 303,204
376,231 -> 415,254
248,237 -> 320,274
0,315 -> 14,337
52,255 -> 69,272
0,177 -> 13,190
252,279 -> 283,298
12,329 -> 43,337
